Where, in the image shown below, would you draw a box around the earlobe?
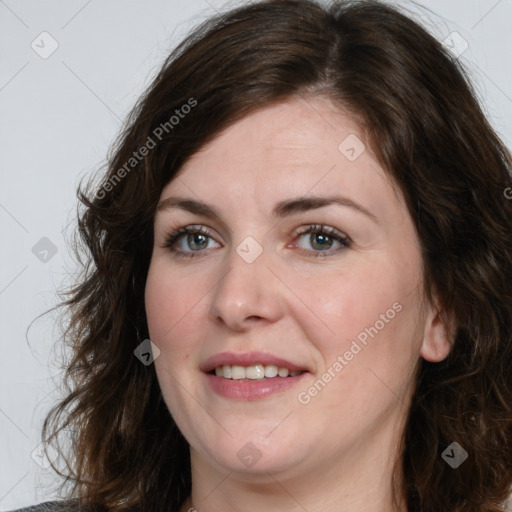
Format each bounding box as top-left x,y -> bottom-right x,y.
420,303 -> 455,363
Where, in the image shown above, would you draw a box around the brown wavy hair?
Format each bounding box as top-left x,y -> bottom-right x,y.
42,0 -> 512,511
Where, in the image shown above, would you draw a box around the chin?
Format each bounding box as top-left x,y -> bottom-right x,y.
192,422 -> 311,476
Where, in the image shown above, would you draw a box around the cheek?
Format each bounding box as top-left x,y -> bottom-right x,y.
301,254 -> 424,371
296,266 -> 423,427
145,263 -> 203,417
144,261 -> 202,360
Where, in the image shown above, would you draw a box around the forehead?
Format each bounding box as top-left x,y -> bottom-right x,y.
160,96 -> 400,217
180,96 -> 365,170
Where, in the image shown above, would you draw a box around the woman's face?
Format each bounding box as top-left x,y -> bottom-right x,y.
145,96 -> 449,481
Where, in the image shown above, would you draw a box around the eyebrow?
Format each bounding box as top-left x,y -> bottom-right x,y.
156,194 -> 377,223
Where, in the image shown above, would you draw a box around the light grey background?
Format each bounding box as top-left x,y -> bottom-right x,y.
1,0 -> 511,509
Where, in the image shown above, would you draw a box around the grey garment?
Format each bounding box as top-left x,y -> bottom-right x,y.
8,500 -> 90,512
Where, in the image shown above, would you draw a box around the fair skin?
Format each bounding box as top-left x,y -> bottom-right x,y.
144,95 -> 452,512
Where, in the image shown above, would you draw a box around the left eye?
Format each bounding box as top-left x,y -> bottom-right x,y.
293,224 -> 350,256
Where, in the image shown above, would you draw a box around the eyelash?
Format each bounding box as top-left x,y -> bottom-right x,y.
162,224 -> 351,259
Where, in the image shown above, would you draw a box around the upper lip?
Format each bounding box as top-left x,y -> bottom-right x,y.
201,351 -> 310,374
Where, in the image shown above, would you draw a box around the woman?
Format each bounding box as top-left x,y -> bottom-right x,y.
13,0 -> 512,511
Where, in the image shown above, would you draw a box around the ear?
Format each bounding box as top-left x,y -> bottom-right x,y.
420,299 -> 455,363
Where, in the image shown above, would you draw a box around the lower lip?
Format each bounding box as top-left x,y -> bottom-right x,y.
204,372 -> 308,400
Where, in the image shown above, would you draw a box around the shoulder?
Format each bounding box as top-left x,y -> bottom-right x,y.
7,500 -> 92,512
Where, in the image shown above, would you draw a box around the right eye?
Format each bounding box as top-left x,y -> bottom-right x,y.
163,225 -> 221,258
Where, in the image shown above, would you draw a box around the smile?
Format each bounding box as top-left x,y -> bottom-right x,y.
213,364 -> 304,379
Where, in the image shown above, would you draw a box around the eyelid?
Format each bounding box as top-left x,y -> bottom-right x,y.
293,224 -> 350,242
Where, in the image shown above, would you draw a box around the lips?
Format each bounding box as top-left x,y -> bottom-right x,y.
200,351 -> 310,374
204,370 -> 308,399
201,350 -> 311,400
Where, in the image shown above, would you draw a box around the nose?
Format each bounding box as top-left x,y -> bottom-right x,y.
209,243 -> 285,332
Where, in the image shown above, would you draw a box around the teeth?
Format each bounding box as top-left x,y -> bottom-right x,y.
213,364 -> 303,380
245,364 -> 265,379
223,365 -> 232,378
264,365 -> 278,378
231,365 -> 246,380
